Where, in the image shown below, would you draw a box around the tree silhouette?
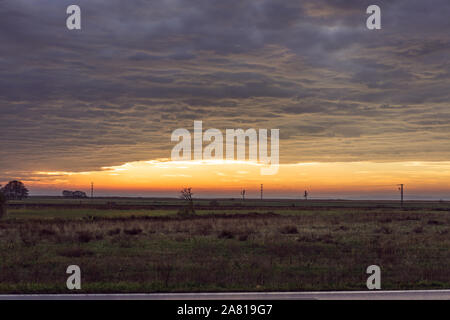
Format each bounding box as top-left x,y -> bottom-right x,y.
180,187 -> 193,201
1,180 -> 29,200
304,190 -> 308,200
179,187 -> 195,215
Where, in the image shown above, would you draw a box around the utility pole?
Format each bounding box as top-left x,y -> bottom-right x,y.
91,182 -> 94,199
260,184 -> 263,200
398,184 -> 404,207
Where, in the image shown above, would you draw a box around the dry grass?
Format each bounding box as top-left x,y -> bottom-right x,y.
0,207 -> 449,293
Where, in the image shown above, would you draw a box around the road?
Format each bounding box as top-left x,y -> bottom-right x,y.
0,290 -> 449,300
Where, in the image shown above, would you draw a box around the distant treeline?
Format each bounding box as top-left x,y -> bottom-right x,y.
62,190 -> 88,198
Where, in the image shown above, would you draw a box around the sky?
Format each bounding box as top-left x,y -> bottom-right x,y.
1,0 -> 450,199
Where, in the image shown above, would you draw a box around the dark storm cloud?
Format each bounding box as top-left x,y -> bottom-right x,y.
1,0 -> 450,178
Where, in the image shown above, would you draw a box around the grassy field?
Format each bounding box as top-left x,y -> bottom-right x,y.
10,196 -> 450,208
0,198 -> 449,293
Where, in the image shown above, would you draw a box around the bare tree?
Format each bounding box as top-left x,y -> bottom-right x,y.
179,187 -> 195,215
180,187 -> 193,201
304,190 -> 308,200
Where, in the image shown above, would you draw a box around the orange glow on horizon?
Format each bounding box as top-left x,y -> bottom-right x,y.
24,159 -> 450,196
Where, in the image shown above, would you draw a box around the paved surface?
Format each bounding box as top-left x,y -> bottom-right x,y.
0,290 -> 449,300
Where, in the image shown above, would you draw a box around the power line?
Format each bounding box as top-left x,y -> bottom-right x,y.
398,184 -> 404,207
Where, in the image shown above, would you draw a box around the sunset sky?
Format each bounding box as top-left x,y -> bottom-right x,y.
1,0 -> 450,199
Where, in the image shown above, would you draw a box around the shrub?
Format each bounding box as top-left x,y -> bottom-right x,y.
175,235 -> 187,242
39,228 -> 56,236
218,230 -> 235,239
77,231 -> 94,243
124,227 -> 142,235
238,234 -> 249,241
107,228 -> 121,236
334,225 -> 349,231
374,226 -> 392,234
280,225 -> 298,234
413,226 -> 424,234
195,223 -> 212,236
